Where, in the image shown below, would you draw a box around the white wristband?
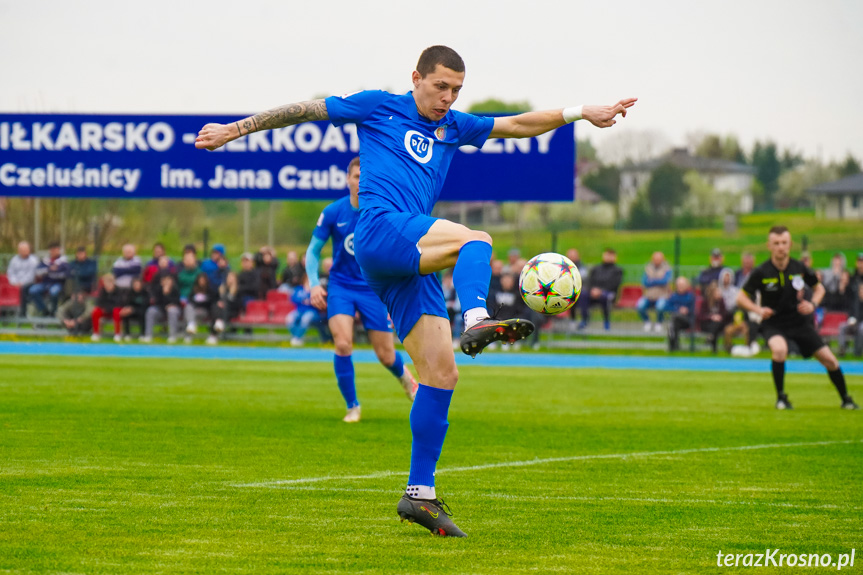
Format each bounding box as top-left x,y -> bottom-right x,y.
562,105 -> 583,123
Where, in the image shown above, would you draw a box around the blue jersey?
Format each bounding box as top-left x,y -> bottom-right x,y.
312,195 -> 366,289
325,91 -> 494,215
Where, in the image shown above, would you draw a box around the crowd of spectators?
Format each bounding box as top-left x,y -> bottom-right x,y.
2,240 -> 334,346
4,239 -> 862,356
436,244 -> 863,358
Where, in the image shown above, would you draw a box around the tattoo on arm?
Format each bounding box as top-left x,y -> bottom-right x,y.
237,99 -> 329,136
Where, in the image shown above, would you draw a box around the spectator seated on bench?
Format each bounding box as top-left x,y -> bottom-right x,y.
184,272 -> 221,345
216,271 -> 242,334
119,278 -> 148,341
287,277 -> 326,346
577,248 -> 623,332
29,242 -> 69,317
836,281 -> 862,357
636,251 -> 671,333
91,273 -> 124,342
6,240 -> 40,317
142,275 -> 181,343
666,277 -> 695,352
58,289 -> 94,336
697,281 -> 728,354
68,246 -> 98,294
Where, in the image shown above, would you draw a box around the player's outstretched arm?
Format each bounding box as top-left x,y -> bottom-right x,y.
490,98 -> 637,139
195,99 -> 329,151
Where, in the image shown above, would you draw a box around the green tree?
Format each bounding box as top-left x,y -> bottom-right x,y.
751,141 -> 781,209
582,165 -> 620,203
837,153 -> 862,177
467,98 -> 531,114
780,148 -> 804,172
694,134 -> 746,164
777,160 -> 839,209
694,134 -> 723,159
628,162 -> 688,229
646,162 -> 689,228
576,138 -> 598,163
721,136 -> 747,164
626,190 -> 654,230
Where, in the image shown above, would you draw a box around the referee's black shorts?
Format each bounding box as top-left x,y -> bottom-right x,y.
761,321 -> 826,358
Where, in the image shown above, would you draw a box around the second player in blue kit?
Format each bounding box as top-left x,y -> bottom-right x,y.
197,45 -> 635,537
305,157 -> 418,423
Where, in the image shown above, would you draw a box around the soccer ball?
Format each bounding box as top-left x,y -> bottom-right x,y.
518,252 -> 582,315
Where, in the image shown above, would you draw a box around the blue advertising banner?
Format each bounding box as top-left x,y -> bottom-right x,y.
0,114 -> 574,201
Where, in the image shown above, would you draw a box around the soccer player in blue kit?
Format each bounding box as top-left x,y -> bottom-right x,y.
306,156 -> 419,423
197,45 -> 635,537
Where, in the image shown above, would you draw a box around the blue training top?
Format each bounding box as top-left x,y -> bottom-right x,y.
325,90 -> 494,215
310,195 -> 366,289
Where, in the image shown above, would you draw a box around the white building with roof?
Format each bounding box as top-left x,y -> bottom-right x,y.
618,148 -> 757,219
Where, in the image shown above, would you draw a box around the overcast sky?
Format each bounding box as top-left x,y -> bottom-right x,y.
2,0 -> 861,163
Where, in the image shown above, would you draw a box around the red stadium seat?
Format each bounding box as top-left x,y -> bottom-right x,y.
266,289 -> 289,304
617,285 -> 643,308
265,289 -> 289,314
0,284 -> 21,308
269,301 -> 296,324
820,311 -> 848,338
237,300 -> 269,323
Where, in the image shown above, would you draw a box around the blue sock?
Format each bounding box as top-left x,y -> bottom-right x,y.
408,384 -> 453,487
386,352 -> 405,378
453,240 -> 492,314
334,354 -> 358,409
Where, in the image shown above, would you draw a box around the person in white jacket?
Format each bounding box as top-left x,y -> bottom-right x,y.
6,241 -> 40,316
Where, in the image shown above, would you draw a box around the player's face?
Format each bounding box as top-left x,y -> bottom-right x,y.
767,231 -> 792,260
411,65 -> 465,121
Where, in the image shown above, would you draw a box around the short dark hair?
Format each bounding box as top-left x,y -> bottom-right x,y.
76,246 -> 87,253
604,248 -> 616,255
768,225 -> 789,236
48,241 -> 60,249
348,157 -> 360,172
416,45 -> 465,77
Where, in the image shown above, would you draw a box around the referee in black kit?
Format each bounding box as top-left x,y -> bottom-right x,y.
736,225 -> 858,410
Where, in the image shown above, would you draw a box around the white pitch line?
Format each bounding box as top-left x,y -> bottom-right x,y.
235,439 -> 862,488
255,486 -> 860,511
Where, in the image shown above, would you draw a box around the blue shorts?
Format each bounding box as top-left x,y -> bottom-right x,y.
327,279 -> 392,333
354,208 -> 448,340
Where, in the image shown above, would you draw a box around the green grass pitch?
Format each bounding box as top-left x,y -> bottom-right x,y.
1,355 -> 860,573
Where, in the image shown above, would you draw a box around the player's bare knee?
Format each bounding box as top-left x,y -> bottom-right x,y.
375,347 -> 395,366
430,365 -> 459,390
334,339 -> 353,356
469,230 -> 492,246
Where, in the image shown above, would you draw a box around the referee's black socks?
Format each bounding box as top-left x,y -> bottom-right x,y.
771,361 -> 785,397
828,368 -> 848,399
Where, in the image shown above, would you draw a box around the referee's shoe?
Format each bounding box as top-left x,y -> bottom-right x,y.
841,396 -> 859,410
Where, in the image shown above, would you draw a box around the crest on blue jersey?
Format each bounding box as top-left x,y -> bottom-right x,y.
434,125 -> 447,141
404,130 -> 434,164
